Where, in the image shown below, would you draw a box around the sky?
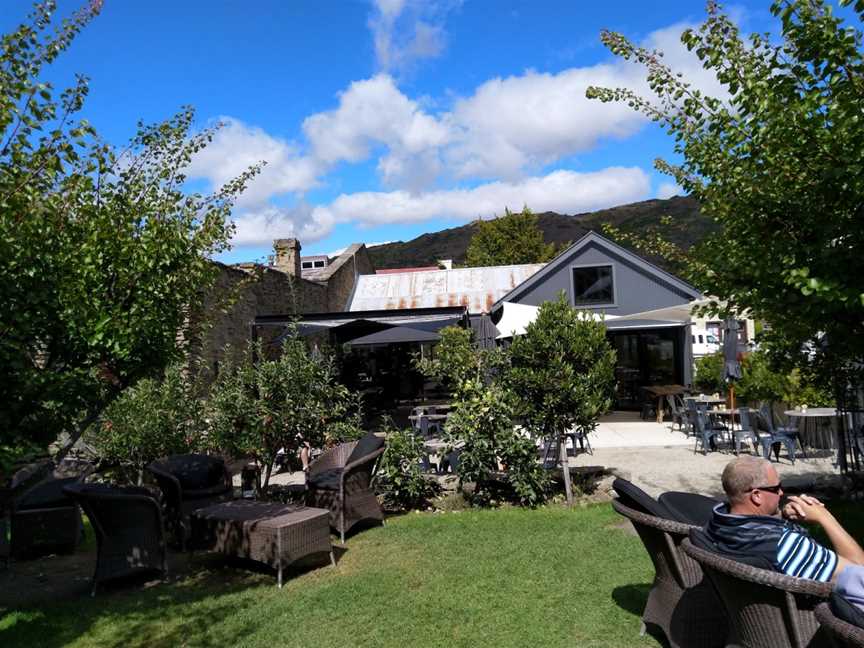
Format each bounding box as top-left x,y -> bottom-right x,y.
4,0 -> 786,264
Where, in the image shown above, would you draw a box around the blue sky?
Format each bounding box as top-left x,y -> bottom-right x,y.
5,0 -> 785,264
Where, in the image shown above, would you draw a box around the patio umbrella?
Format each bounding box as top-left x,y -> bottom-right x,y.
723,318 -> 742,410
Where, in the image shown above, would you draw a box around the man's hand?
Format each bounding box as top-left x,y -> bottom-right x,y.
783,494 -> 829,524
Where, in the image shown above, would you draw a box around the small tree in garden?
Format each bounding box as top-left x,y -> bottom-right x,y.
207,336 -> 363,491
86,363 -> 204,483
693,353 -> 726,395
417,326 -> 548,506
465,206 -> 558,267
507,295 -> 617,504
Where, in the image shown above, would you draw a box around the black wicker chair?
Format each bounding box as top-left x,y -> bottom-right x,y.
612,499 -> 727,647
682,536 -> 832,648
816,599 -> 864,648
7,459 -> 93,561
146,454 -> 233,549
305,434 -> 385,544
63,482 -> 167,595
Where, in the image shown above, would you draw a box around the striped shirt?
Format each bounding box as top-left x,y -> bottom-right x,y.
704,504 -> 838,583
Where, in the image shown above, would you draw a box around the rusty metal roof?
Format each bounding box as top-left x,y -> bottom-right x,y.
348,264 -> 545,314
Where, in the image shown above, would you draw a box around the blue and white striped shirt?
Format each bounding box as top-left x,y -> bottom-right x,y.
704,504 -> 838,583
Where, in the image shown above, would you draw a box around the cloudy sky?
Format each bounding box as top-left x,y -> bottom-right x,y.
5,0 -> 778,263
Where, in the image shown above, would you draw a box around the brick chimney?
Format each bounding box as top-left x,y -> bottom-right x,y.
273,238 -> 301,277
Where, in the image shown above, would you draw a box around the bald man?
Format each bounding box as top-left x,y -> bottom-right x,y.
703,456 -> 864,583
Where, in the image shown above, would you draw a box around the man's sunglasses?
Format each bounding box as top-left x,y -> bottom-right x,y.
752,483 -> 783,494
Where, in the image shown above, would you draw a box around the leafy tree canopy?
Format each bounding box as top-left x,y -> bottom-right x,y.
0,2 -> 259,462
586,0 -> 864,387
465,206 -> 558,267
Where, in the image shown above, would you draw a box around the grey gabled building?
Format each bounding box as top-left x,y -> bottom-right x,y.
491,231 -> 703,409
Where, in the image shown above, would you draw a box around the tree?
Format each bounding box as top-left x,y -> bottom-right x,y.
506,295 -> 617,504
86,363 -> 205,483
585,0 -> 864,391
465,206 -> 558,267
0,2 -> 259,466
206,337 -> 363,491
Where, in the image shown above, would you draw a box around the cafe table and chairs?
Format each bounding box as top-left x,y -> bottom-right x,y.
784,406 -> 842,465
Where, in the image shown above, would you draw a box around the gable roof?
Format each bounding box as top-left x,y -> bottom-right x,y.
491,230 -> 701,311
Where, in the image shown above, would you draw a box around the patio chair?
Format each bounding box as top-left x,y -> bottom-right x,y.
682,535 -> 832,648
305,433 -> 386,544
815,596 -> 864,648
734,407 -> 760,455
612,477 -> 719,526
146,454 -> 233,550
667,395 -> 689,434
63,482 -> 167,596
8,458 -> 94,561
611,499 -> 727,647
694,410 -> 726,455
756,407 -> 801,464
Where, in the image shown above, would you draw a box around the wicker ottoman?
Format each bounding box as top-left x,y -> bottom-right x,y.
191,500 -> 335,587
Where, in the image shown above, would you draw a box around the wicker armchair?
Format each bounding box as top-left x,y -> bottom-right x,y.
815,601 -> 864,648
63,482 -> 167,595
146,454 -> 233,549
7,459 -> 93,561
681,537 -> 832,648
305,434 -> 385,544
612,499 -> 727,647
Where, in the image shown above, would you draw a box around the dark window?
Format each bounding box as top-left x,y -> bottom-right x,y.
301,261 -> 314,269
314,260 -> 325,268
572,265 -> 614,306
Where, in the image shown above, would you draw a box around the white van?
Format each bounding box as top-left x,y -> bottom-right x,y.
692,328 -> 721,356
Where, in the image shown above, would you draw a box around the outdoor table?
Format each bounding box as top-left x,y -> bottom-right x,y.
409,413 -> 448,437
685,395 -> 727,406
784,408 -> 840,453
190,500 -> 335,588
642,385 -> 688,424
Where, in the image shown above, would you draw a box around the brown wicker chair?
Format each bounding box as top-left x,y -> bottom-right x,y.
611,499 -> 727,647
7,459 -> 93,561
63,482 -> 167,596
682,537 -> 833,648
146,454 -> 233,549
305,435 -> 385,544
816,601 -> 864,647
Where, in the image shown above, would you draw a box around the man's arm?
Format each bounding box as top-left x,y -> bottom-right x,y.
784,495 -> 864,578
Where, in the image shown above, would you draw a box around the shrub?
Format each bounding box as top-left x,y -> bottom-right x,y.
87,363 -> 204,482
206,335 -> 362,491
374,423 -> 439,511
693,352 -> 725,395
443,380 -> 549,507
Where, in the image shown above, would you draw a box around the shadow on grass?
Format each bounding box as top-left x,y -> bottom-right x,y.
0,551 -> 337,648
611,583 -> 651,616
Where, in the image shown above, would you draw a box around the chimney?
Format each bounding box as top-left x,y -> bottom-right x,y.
273,238 -> 301,277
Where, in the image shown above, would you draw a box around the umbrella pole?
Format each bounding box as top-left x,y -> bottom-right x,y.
729,384 -> 735,412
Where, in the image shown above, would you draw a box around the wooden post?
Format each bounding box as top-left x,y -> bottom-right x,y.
559,433 -> 573,506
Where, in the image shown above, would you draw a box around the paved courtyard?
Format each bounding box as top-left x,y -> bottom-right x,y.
576,411 -> 839,497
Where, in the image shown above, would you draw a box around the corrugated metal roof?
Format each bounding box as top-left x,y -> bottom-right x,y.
348,264 -> 545,314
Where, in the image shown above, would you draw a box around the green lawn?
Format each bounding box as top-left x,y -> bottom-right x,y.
0,504 -> 660,648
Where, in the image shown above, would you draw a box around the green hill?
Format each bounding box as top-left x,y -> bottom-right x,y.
366,195 -> 715,272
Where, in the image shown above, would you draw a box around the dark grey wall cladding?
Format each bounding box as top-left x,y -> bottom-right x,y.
508,242 -> 695,316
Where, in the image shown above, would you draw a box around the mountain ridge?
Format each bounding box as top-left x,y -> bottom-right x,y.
366,195 -> 714,273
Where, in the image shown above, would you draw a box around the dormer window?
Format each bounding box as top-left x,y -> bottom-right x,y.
571,264 -> 615,307
301,261 -> 314,269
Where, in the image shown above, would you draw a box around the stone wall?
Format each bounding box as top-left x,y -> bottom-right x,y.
190,243 -> 373,383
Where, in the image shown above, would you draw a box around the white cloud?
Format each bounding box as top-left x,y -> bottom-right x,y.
368,0 -> 455,74
229,166 -> 650,246
186,118 -> 321,208
656,181 -> 683,199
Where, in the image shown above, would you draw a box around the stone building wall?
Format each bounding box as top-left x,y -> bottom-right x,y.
190,241 -> 373,383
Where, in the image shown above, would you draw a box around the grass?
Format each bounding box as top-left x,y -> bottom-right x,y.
0,504 -> 660,648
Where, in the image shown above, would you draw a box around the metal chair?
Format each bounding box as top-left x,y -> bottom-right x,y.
667,395 -> 689,433
757,406 -> 801,464
694,410 -> 725,455
734,408 -> 760,455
